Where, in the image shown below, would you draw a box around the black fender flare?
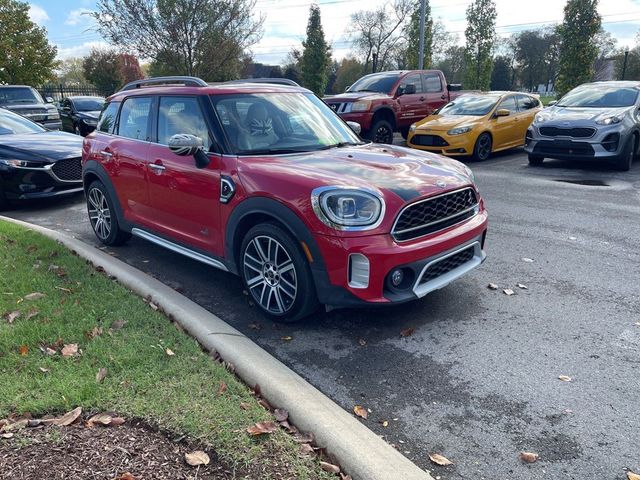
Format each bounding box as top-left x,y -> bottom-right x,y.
82,160 -> 132,232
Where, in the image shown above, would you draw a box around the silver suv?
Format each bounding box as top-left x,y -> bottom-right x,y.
525,81 -> 640,171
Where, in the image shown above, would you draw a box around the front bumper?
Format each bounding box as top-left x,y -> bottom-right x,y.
0,161 -> 82,201
312,210 -> 488,307
335,112 -> 374,131
407,130 -> 474,156
525,123 -> 627,160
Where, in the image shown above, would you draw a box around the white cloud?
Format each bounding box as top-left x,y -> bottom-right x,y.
65,8 -> 94,26
56,40 -> 111,60
28,4 -> 49,25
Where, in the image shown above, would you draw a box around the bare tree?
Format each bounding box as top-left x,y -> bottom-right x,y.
92,0 -> 264,81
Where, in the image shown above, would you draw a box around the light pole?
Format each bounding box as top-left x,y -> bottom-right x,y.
372,51 -> 378,73
622,50 -> 629,80
418,0 -> 426,69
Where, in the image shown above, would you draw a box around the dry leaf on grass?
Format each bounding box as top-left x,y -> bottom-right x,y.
429,453 -> 453,465
239,402 -> 250,410
558,375 -> 572,382
96,368 -> 108,383
400,327 -> 415,337
246,421 -> 278,436
320,461 -> 340,474
54,407 -> 82,426
165,348 -> 175,356
520,451 -> 539,463
3,311 -> 20,323
1,432 -> 14,439
218,382 -> 227,394
19,345 -> 28,356
185,450 -> 210,466
24,292 -> 45,301
39,367 -> 50,373
24,308 -> 39,321
627,472 -> 640,480
86,326 -> 103,339
503,289 -> 515,296
299,443 -> 315,455
353,405 -> 368,419
274,408 -> 288,422
110,319 -> 126,332
115,473 -> 137,480
487,283 -> 499,290
61,344 -> 79,357
293,432 -> 314,443
87,413 -> 112,426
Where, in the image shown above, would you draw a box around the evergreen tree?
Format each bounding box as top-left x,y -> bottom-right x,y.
300,4 -> 331,95
463,0 -> 497,90
555,0 -> 601,97
0,0 -> 58,85
490,56 -> 512,90
405,0 -> 433,69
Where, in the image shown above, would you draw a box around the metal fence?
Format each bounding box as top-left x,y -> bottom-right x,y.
37,83 -> 103,101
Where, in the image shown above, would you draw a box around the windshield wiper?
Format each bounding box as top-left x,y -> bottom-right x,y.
319,141 -> 364,150
352,89 -> 380,93
237,148 -> 314,155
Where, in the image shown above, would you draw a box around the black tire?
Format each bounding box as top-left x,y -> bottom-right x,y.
399,127 -> 409,140
86,180 -> 131,246
240,223 -> 318,323
528,154 -> 544,166
614,135 -> 635,172
368,118 -> 394,144
0,188 -> 9,211
472,132 -> 492,161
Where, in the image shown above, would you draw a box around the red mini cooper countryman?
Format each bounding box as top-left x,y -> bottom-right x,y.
82,76 -> 488,322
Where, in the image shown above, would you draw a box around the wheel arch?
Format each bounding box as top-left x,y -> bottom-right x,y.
83,160 -> 131,231
371,107 -> 396,130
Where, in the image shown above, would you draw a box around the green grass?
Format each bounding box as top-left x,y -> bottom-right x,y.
539,94 -> 557,106
0,220 -> 331,479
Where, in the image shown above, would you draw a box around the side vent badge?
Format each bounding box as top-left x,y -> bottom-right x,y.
220,176 -> 236,204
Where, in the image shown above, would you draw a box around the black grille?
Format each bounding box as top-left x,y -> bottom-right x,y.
410,134 -> 449,147
392,188 -> 478,242
51,157 -> 82,181
539,127 -> 596,138
419,246 -> 475,284
533,140 -> 595,157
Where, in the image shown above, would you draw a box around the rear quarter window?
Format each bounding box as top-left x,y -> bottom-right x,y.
97,102 -> 119,133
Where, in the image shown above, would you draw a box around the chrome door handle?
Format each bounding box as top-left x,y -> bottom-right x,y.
148,163 -> 166,173
100,150 -> 113,158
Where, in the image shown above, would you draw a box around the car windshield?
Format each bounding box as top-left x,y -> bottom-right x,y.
0,87 -> 44,105
347,73 -> 400,94
212,92 -> 363,155
73,98 -> 104,111
439,95 -> 499,116
557,86 -> 639,108
0,110 -> 46,135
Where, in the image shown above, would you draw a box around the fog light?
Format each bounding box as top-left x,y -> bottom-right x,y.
391,269 -> 404,287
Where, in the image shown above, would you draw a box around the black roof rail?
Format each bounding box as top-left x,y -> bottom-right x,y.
120,76 -> 208,91
224,78 -> 300,87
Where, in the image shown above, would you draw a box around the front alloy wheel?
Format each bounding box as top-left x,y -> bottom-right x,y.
473,132 -> 492,161
370,119 -> 394,144
88,186 -> 112,241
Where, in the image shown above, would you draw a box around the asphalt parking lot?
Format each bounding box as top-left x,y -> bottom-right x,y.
5,149 -> 640,480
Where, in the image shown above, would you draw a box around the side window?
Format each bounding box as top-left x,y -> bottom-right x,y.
97,102 -> 119,134
158,96 -> 210,148
62,98 -> 71,109
423,73 -> 442,93
117,97 -> 151,140
498,96 -> 518,114
402,74 -> 423,94
517,95 -> 539,111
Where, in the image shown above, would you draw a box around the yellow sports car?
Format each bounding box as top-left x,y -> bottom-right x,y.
406,91 -> 542,160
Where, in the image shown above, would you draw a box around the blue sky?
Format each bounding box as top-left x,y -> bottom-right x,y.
28,0 -> 640,66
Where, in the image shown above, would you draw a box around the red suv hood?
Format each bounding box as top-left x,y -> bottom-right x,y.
238,143 -> 474,205
323,92 -> 392,103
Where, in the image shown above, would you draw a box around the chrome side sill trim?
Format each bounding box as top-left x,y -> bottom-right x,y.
131,228 -> 228,272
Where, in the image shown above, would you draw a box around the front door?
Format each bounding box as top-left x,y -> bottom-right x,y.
146,96 -> 222,255
396,73 -> 427,128
492,95 -> 520,149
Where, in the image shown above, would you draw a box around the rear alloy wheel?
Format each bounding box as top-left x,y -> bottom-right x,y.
369,119 -> 394,144
528,154 -> 544,166
473,132 -> 492,161
86,180 -> 131,246
614,135 -> 635,172
241,223 -> 317,322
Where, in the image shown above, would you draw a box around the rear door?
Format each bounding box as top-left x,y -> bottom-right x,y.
516,95 -> 541,144
421,72 -> 448,116
145,95 -> 222,255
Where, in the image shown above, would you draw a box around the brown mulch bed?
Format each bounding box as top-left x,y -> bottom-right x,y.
0,419 -> 247,480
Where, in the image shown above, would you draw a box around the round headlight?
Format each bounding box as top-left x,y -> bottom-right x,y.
312,187 -> 384,230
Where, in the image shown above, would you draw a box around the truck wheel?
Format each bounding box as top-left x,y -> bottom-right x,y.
528,154 -> 544,166
240,223 -> 318,323
472,132 -> 492,161
369,119 -> 394,144
86,180 -> 131,246
614,135 -> 635,172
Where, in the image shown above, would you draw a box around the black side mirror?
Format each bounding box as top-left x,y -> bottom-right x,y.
168,134 -> 210,169
397,84 -> 416,96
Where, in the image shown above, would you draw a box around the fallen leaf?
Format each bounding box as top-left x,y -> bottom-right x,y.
55,286 -> 72,293
520,451 -> 539,463
54,407 -> 82,426
293,432 -> 314,443
281,336 -> 293,341
218,382 -> 227,394
96,368 -> 108,383
522,257 -> 534,263
87,413 -> 112,426
517,283 -> 528,289
257,398 -> 272,410
1,432 -> 14,439
61,344 -> 78,357
274,408 -> 288,422
44,347 -> 57,356
299,443 -> 315,455
115,473 -> 136,480
340,474 -> 353,480
24,292 -> 45,301
320,461 -> 340,474
381,420 -> 389,427
239,402 -> 250,410
503,289 -> 515,296
86,326 -> 103,339
487,283 -> 499,290
19,345 -> 28,356
149,302 -> 159,311
353,405 -> 368,419
247,421 -> 278,436
24,308 -> 39,321
185,450 -> 210,466
165,348 -> 175,356
3,419 -> 28,431
110,319 -> 126,331
429,453 -> 453,466
558,375 -> 572,382
39,367 -> 50,373
358,338 -> 367,346
110,417 -> 125,426
627,473 -> 640,480
4,311 -> 20,324
400,327 -> 415,337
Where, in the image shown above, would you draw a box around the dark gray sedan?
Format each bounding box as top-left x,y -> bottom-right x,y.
525,81 -> 640,171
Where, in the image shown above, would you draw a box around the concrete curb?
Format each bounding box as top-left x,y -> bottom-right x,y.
1,215 -> 434,480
